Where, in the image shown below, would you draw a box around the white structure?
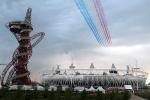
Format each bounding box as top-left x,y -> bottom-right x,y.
85,86 -> 96,92
9,85 -> 18,90
74,86 -> 85,92
9,85 -> 33,90
36,85 -> 45,91
22,85 -> 33,90
124,85 -> 134,93
62,85 -> 69,91
42,64 -> 148,90
48,86 -> 57,91
96,86 -> 105,93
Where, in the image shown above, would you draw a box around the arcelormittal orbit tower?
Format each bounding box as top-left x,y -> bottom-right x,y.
1,8 -> 45,86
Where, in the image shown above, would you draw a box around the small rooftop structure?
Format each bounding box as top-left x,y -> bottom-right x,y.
90,63 -> 95,69
69,64 -> 75,69
109,64 -> 118,74
55,65 -> 60,74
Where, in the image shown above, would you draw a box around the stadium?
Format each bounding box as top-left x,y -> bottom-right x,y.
42,64 -> 148,92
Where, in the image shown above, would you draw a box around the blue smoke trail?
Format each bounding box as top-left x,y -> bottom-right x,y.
76,0 -> 103,45
75,0 -> 100,43
75,0 -> 104,45
79,0 -> 103,45
78,0 -> 102,45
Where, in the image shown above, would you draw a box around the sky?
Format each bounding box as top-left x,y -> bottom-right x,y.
0,0 -> 150,83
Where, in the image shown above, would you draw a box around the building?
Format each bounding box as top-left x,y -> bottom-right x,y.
42,64 -> 148,91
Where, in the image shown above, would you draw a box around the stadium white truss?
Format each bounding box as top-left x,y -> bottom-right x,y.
42,64 -> 148,90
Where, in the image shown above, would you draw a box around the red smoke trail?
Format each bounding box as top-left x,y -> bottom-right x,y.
93,0 -> 108,45
94,0 -> 111,45
97,0 -> 111,44
75,0 -> 105,46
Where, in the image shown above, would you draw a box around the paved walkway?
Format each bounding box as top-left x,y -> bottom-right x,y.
129,95 -> 147,100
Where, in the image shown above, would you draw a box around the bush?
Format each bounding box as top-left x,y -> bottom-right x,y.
64,89 -> 72,100
43,85 -> 49,98
0,87 -> 9,99
110,91 -> 116,100
25,91 -> 32,100
14,86 -> 25,100
80,90 -> 87,100
96,91 -> 104,100
48,90 -> 55,100
123,90 -> 131,100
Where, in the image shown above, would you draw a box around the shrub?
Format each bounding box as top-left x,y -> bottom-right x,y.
80,90 -> 87,100
96,91 -> 104,100
123,90 -> 131,100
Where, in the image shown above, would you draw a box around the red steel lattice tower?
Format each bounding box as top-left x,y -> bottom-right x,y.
1,8 -> 45,86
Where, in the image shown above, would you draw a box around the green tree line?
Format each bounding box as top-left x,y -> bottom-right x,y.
0,87 -> 132,100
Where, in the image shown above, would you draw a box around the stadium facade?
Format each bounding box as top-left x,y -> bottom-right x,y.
42,64 -> 148,91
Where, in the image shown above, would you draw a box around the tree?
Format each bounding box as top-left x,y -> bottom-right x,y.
80,90 -> 87,100
0,87 -> 9,99
25,91 -> 32,100
123,90 -> 131,100
96,91 -> 104,100
43,84 -> 49,98
64,89 -> 72,100
32,85 -> 38,99
110,91 -> 116,100
55,86 -> 61,100
48,90 -> 55,100
148,94 -> 150,100
14,85 -> 24,100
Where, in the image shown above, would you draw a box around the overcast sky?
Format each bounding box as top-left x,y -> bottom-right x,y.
0,0 -> 150,83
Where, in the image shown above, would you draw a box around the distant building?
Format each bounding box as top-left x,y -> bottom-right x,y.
42,64 -> 148,91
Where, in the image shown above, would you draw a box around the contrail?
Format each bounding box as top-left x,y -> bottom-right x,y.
75,0 -> 104,46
